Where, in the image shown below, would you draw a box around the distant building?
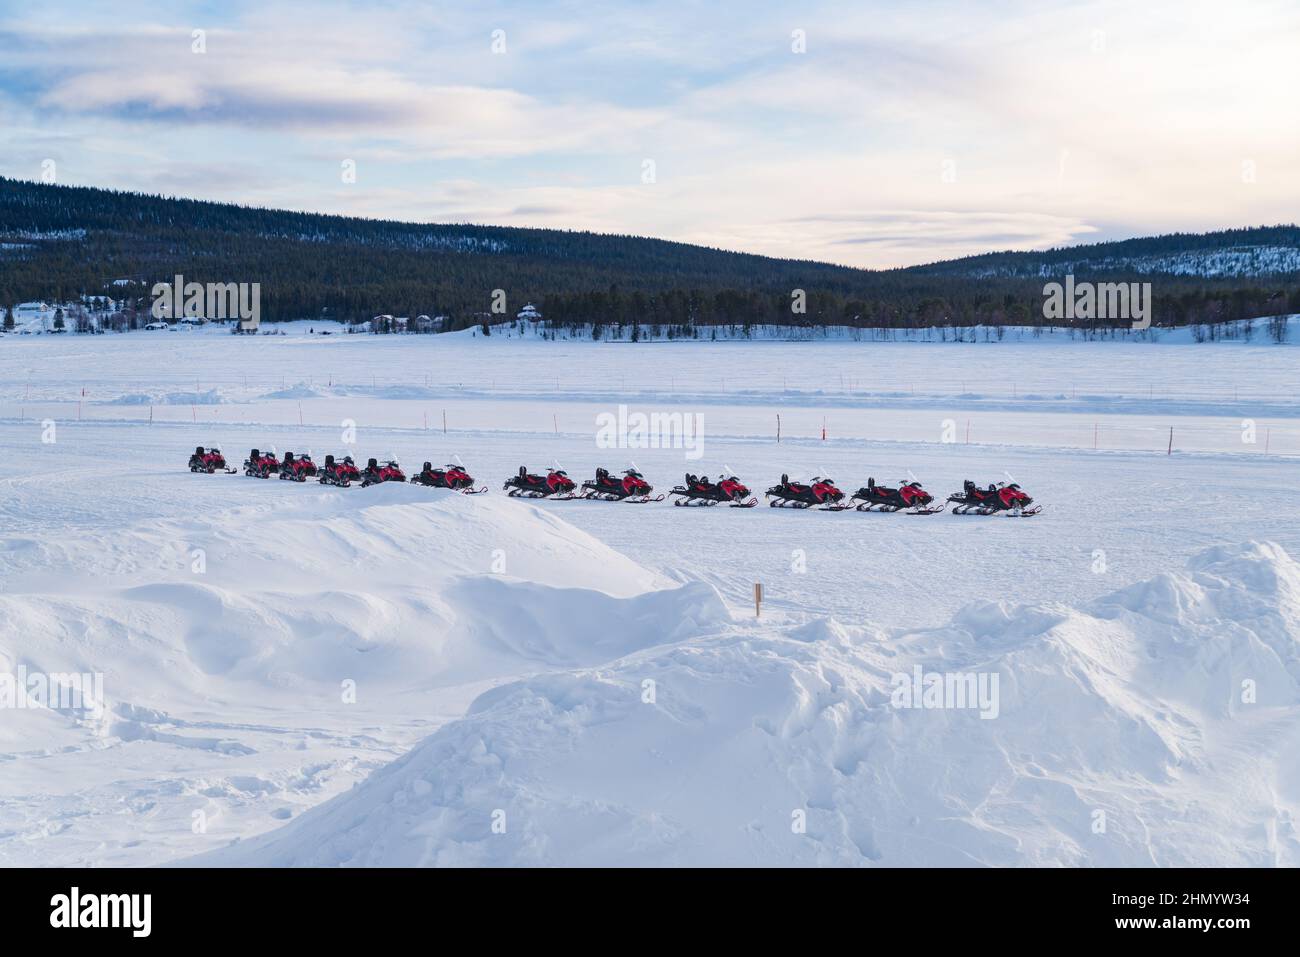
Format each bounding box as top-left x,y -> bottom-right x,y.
517,302 -> 542,321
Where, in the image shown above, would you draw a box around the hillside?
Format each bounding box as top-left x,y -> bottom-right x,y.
2,177 -> 1299,331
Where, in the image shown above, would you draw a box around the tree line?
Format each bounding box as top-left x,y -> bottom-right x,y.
2,177 -> 1297,337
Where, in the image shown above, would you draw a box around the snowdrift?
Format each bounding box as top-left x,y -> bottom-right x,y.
0,486 -> 724,739
188,541 -> 1300,867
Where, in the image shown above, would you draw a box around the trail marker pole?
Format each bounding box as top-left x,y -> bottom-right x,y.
1167,427 -> 1173,455
776,414 -> 781,443
754,583 -> 763,618
442,410 -> 447,434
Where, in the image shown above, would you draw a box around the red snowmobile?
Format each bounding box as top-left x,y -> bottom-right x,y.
948,480 -> 1041,516
410,461 -> 486,493
319,454 -> 362,487
765,473 -> 850,510
852,477 -> 944,514
669,472 -> 757,507
189,446 -> 234,474
361,457 -> 406,487
278,451 -> 318,482
503,466 -> 577,499
243,448 -> 280,479
580,467 -> 663,503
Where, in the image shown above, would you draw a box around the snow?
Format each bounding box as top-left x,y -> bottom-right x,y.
2,329 -> 1300,866
187,540 -> 1300,867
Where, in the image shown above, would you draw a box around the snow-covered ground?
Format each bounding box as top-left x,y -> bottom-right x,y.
2,329 -> 1298,866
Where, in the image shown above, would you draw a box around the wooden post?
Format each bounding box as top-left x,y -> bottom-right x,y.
754,583 -> 763,618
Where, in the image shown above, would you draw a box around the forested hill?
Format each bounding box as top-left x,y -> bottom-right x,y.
910,226 -> 1300,280
2,177 -> 1298,331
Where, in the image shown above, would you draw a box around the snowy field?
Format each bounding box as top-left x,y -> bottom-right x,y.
2,326 -> 1299,866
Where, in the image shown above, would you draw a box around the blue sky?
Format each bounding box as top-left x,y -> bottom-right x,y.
1,0 -> 1297,267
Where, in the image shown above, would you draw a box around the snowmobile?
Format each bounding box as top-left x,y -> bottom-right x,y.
409,461 -> 486,494
851,477 -> 944,514
503,466 -> 578,499
765,473 -> 850,510
318,454 -> 362,487
188,446 -> 234,474
580,467 -> 664,503
278,451 -> 318,482
669,472 -> 757,507
243,448 -> 280,479
360,457 -> 406,487
947,480 -> 1041,516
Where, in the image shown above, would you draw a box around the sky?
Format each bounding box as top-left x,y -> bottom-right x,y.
1,0 -> 1298,269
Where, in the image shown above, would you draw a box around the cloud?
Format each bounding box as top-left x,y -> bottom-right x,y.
6,22 -> 662,159
1,1 -> 1298,268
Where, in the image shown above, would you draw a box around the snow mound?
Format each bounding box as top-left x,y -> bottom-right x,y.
187,541 -> 1300,867
260,383 -> 323,399
0,487 -> 721,724
104,389 -> 228,406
